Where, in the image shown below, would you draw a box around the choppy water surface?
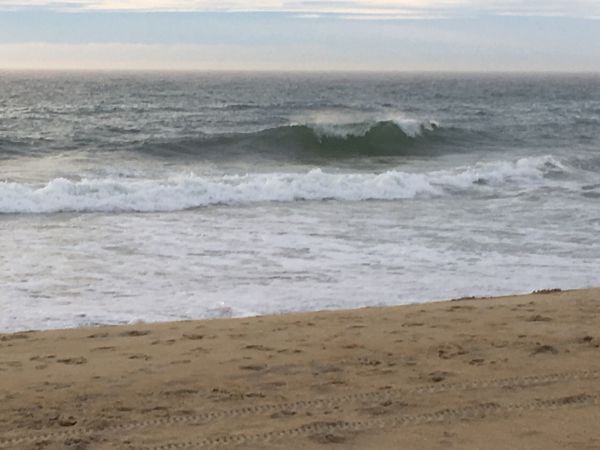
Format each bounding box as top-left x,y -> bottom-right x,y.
1,72 -> 599,331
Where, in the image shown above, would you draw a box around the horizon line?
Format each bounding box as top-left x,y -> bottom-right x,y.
1,67 -> 599,75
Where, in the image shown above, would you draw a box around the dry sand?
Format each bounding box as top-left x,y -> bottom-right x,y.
1,288 -> 599,449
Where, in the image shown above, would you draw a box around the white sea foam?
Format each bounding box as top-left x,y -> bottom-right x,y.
291,110 -> 439,138
0,156 -> 565,214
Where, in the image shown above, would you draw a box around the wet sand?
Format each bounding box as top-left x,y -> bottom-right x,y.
1,288 -> 599,449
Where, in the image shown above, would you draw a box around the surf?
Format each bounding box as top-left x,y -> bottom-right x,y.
0,156 -> 566,214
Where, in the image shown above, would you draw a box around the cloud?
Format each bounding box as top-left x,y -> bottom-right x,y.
1,0 -> 599,18
0,41 -> 447,71
1,6 -> 599,72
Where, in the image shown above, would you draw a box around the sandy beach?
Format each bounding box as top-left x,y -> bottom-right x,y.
1,288 -> 599,449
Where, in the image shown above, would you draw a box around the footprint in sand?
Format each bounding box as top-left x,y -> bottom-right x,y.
270,410 -> 296,419
527,315 -> 553,322
182,333 -> 205,340
128,353 -> 152,361
428,370 -> 452,382
151,339 -> 177,345
240,364 -> 267,371
310,433 -> 347,444
436,343 -> 467,359
91,346 -> 117,352
531,344 -> 559,355
57,415 -> 77,427
469,358 -> 486,365
244,344 -> 275,351
119,330 -> 151,337
87,332 -> 109,339
57,357 -> 87,365
340,343 -> 363,349
185,346 -> 209,355
30,354 -> 56,361
577,336 -> 595,344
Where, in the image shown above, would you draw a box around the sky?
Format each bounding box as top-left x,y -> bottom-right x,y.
0,1 -> 599,71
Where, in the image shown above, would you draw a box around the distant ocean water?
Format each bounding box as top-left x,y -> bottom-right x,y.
1,72 -> 599,332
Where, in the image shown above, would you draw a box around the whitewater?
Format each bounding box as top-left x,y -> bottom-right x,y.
0,156 -> 568,213
1,72 -> 599,332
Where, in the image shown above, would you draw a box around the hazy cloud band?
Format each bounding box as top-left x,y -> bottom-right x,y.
0,0 -> 599,18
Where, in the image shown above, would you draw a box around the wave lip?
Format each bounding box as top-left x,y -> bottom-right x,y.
0,156 -> 564,214
283,119 -> 442,156
297,114 -> 440,139
136,115 -> 454,160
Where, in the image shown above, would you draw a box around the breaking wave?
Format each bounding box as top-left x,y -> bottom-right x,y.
0,156 -> 565,214
137,117 -> 467,160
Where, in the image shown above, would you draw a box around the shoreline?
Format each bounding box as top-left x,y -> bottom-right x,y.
1,287 -> 599,449
0,286 -> 583,335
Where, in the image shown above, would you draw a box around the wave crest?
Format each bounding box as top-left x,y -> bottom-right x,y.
138,117 -> 456,160
0,156 -> 564,214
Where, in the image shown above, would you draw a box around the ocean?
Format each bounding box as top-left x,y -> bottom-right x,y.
1,71 -> 599,332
